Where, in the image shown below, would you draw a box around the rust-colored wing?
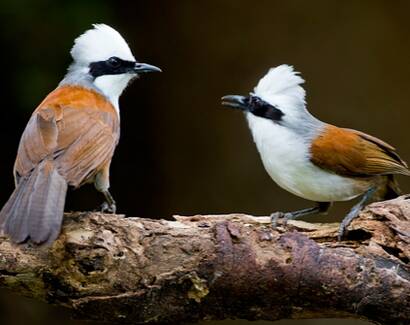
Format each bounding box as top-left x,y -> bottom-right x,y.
14,85 -> 120,187
310,125 -> 410,177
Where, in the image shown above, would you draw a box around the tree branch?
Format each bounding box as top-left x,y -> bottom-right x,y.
0,196 -> 409,324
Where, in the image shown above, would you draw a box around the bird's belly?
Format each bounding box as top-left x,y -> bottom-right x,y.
247,114 -> 371,202
263,157 -> 369,202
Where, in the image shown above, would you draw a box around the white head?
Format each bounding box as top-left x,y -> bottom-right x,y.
71,23 -> 136,66
222,65 -> 321,134
63,24 -> 161,106
254,65 -> 306,119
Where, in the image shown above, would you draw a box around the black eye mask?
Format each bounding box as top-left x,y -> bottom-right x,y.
243,95 -> 284,122
89,56 -> 136,78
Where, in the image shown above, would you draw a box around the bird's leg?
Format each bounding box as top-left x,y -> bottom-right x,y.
101,190 -> 116,214
271,202 -> 331,227
94,163 -> 116,214
338,187 -> 376,241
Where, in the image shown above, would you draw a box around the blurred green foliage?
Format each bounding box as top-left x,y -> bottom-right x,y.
0,0 -> 113,111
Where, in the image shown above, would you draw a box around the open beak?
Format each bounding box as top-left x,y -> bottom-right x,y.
134,62 -> 162,73
221,95 -> 248,110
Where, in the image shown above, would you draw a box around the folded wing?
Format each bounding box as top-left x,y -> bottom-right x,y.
310,125 -> 410,177
14,85 -> 120,187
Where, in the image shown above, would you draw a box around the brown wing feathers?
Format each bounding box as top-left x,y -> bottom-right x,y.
15,86 -> 119,185
1,85 -> 119,244
310,125 -> 410,177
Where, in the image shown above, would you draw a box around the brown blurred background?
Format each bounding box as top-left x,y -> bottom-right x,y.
0,0 -> 409,324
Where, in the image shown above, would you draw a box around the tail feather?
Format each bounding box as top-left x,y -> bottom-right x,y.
3,172 -> 35,243
28,161 -> 67,244
384,175 -> 402,200
0,160 -> 67,245
372,175 -> 402,203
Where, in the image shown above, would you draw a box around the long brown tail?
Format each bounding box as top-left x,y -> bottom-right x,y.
0,159 -> 67,245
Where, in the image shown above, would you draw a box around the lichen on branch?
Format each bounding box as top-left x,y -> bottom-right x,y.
0,197 -> 409,324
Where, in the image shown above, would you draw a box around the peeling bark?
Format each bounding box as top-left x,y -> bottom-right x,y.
0,196 -> 409,324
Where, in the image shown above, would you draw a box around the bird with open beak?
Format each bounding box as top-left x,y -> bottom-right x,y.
222,65 -> 409,240
0,24 -> 161,245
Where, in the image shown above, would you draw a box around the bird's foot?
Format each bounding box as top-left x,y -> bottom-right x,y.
338,224 -> 347,241
101,201 -> 117,214
338,213 -> 356,241
270,212 -> 293,228
338,187 -> 376,241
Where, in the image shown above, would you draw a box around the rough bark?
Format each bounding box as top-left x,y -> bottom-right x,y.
0,196 -> 409,325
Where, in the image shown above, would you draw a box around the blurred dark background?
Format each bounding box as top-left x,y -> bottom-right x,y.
1,0 -> 409,324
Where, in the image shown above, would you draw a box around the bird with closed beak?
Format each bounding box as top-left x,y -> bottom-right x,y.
222,65 -> 409,240
0,24 -> 161,245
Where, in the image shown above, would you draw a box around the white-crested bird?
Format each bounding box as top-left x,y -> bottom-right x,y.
0,24 -> 161,245
222,65 -> 409,239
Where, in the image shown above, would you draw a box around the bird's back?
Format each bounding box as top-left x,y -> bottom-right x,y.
14,85 -> 120,187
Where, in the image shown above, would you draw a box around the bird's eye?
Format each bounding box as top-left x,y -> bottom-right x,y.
107,57 -> 121,68
249,96 -> 260,106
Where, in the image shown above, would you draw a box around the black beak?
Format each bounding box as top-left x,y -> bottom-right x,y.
221,95 -> 248,110
133,62 -> 162,73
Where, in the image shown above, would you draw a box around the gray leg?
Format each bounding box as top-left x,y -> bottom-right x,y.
271,202 -> 331,227
338,187 -> 376,241
101,190 -> 117,214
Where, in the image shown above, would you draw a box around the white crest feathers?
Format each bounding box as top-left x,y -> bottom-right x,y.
70,24 -> 135,65
254,65 -> 306,109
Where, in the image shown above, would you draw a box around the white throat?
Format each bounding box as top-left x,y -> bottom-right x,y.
94,74 -> 134,113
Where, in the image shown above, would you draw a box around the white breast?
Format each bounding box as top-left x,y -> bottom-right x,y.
246,113 -> 370,202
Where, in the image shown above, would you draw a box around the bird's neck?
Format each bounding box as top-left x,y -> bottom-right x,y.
93,74 -> 133,112
286,108 -> 325,138
60,66 -> 132,116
